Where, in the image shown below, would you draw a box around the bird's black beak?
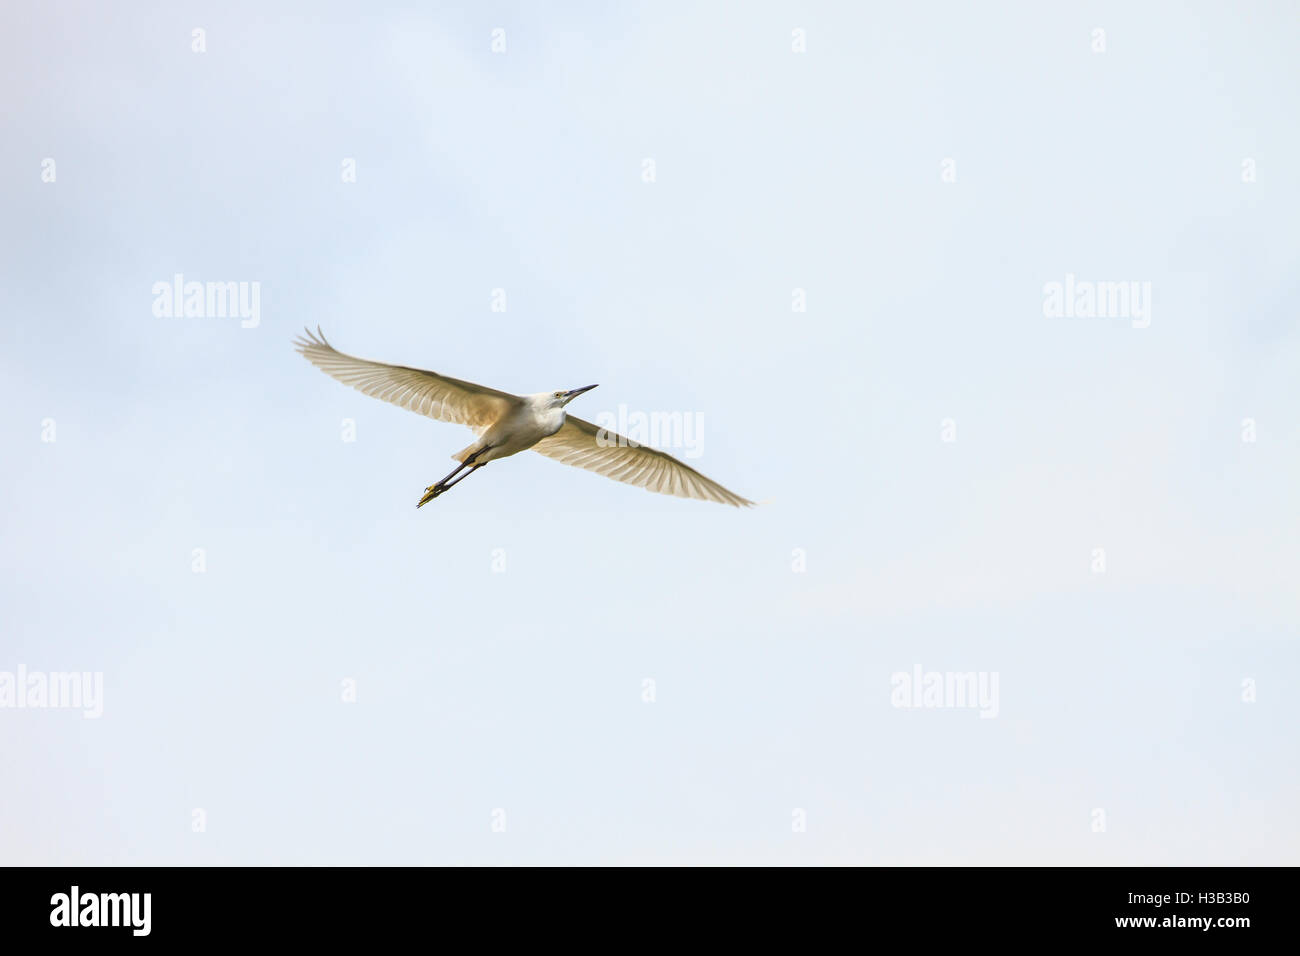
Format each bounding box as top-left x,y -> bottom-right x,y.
564,384 -> 599,398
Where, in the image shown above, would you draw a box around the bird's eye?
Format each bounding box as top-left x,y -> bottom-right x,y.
555,391 -> 563,397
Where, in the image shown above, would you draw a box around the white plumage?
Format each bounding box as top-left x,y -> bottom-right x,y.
294,328 -> 753,508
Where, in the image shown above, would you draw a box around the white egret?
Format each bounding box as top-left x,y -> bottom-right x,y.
294,328 -> 754,508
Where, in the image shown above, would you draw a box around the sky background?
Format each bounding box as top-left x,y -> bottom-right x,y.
1,0 -> 1297,865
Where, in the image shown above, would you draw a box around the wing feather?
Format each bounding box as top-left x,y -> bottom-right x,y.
532,415 -> 754,507
294,327 -> 518,429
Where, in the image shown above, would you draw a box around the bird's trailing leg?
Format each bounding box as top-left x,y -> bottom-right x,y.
417,464 -> 484,507
417,448 -> 491,508
425,461 -> 469,495
423,447 -> 484,496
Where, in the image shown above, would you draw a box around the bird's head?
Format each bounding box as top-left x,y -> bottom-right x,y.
547,384 -> 598,408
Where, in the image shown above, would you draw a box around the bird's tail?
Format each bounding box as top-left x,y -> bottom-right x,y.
451,441 -> 482,463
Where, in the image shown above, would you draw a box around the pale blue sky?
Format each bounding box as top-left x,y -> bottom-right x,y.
1,0 -> 1297,864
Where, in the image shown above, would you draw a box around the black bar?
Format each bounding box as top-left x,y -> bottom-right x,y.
0,866 -> 1283,943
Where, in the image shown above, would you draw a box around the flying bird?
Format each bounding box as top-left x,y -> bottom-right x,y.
294,328 -> 754,508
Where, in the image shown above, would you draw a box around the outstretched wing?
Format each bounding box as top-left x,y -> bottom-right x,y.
532,415 -> 754,507
294,327 -> 519,429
